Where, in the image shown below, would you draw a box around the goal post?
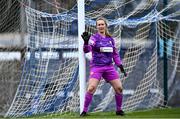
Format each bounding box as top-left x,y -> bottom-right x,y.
77,0 -> 86,114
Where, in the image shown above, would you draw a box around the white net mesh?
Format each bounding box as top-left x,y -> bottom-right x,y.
0,0 -> 179,117
5,4 -> 79,117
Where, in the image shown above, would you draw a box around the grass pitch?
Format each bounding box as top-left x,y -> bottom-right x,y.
1,107 -> 180,119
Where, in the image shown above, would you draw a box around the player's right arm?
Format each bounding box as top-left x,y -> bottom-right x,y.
81,32 -> 95,53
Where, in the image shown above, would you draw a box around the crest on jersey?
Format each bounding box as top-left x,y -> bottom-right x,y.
89,39 -> 95,45
109,41 -> 113,45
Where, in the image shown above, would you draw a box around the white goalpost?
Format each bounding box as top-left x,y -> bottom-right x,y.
77,0 -> 86,114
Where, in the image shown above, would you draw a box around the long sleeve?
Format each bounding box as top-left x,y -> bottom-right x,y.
112,39 -> 122,66
83,45 -> 92,53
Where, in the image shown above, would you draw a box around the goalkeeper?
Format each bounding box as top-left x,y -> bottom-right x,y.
80,17 -> 127,117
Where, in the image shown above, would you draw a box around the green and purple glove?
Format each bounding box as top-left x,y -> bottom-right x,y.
81,32 -> 91,45
119,64 -> 127,77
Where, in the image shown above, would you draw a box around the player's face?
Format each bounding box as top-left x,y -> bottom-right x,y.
96,20 -> 106,35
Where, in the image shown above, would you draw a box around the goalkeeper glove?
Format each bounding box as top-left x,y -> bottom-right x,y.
118,64 -> 127,77
81,32 -> 91,45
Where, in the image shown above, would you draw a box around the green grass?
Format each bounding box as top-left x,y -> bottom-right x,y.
1,108 -> 180,119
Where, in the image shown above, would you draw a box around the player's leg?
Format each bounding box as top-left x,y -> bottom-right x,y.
81,66 -> 102,116
109,79 -> 125,116
83,78 -> 100,112
103,66 -> 124,116
109,79 -> 124,115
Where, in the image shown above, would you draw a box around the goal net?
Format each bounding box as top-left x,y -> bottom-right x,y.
0,0 -> 179,117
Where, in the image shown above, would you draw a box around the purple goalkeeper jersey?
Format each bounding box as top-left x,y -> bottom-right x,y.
83,33 -> 122,67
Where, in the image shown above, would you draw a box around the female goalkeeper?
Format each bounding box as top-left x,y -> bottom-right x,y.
80,17 -> 127,117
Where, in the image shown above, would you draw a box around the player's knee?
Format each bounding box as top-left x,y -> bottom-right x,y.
115,86 -> 123,94
87,85 -> 96,94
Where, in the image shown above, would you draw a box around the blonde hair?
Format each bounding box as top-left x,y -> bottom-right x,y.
96,17 -> 111,37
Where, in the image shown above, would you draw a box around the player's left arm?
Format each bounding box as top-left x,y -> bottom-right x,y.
112,39 -> 127,77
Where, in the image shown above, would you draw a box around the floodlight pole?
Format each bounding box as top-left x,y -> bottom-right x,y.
78,0 -> 86,113
163,0 -> 168,106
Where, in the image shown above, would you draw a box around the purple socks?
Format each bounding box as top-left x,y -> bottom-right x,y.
115,93 -> 123,111
83,92 -> 122,112
83,92 -> 93,112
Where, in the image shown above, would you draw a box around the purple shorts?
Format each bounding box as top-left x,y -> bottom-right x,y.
89,65 -> 119,82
